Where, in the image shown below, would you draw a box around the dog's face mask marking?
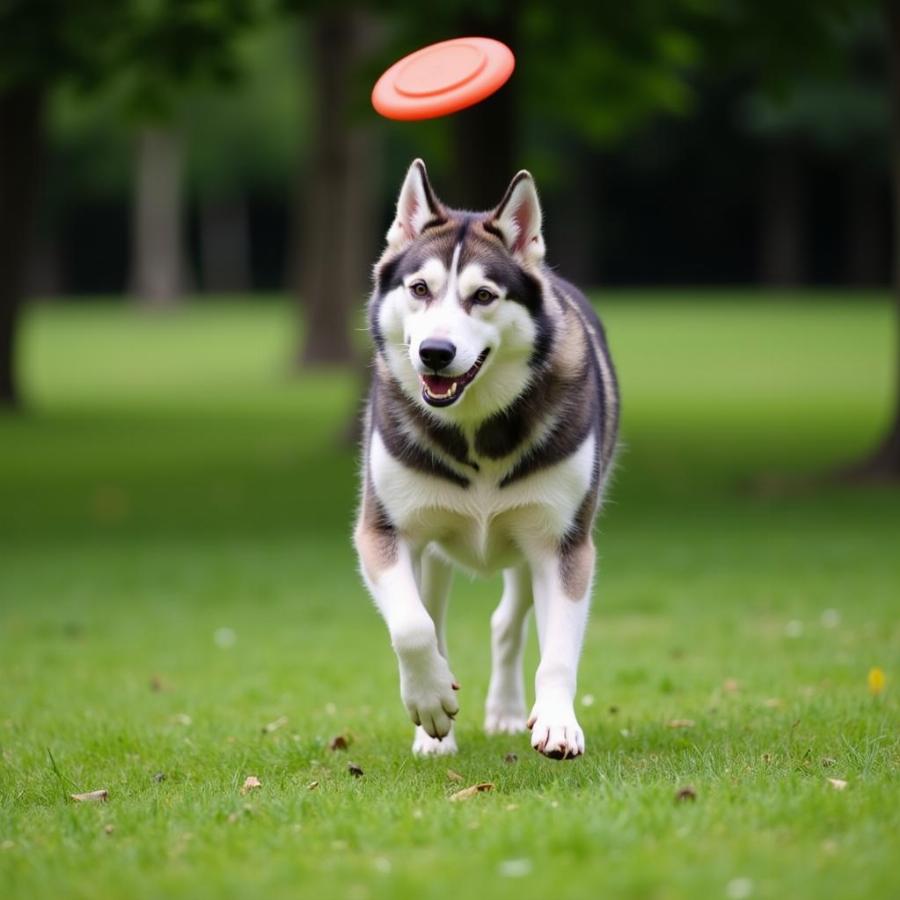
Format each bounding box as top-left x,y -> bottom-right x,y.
373,160 -> 548,420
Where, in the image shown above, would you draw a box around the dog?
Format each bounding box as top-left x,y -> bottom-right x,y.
354,160 -> 619,759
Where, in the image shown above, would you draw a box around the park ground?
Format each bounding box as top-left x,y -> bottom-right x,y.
1,293 -> 898,900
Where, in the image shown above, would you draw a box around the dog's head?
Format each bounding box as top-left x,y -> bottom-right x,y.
370,160 -> 551,422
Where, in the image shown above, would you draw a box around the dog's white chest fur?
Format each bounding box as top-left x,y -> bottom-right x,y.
370,429 -> 596,574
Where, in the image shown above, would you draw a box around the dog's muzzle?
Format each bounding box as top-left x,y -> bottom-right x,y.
420,349 -> 490,407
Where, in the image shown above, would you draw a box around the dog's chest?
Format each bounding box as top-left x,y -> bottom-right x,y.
370,429 -> 596,574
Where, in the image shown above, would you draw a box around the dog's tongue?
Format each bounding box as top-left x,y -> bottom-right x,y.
422,374 -> 457,392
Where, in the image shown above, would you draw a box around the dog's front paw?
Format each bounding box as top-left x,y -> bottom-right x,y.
399,651 -> 460,739
412,724 -> 458,756
527,703 -> 584,759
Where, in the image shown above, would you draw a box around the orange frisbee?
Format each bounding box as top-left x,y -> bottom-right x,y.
372,37 -> 515,121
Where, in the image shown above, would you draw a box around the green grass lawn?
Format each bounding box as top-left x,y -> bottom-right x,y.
1,292 -> 898,900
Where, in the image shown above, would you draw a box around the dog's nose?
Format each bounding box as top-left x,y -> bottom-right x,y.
419,338 -> 456,371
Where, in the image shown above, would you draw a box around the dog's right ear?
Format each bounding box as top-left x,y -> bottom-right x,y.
385,159 -> 445,252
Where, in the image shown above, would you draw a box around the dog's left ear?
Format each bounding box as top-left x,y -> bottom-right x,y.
385,159 -> 446,252
490,171 -> 545,266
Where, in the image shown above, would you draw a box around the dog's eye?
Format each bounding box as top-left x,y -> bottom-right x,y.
473,288 -> 497,305
409,281 -> 429,299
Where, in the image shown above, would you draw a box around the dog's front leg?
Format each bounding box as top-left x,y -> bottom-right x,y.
355,516 -> 459,740
526,541 -> 595,759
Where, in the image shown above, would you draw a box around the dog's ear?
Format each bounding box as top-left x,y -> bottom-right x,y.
385,159 -> 445,252
490,171 -> 545,267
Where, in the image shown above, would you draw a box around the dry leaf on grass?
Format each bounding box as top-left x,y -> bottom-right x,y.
71,789 -> 108,803
328,735 -> 349,751
307,780 -> 319,790
262,716 -> 288,734
446,769 -> 464,782
347,763 -> 364,777
827,778 -> 848,791
504,753 -> 518,764
448,782 -> 494,802
675,785 -> 697,803
667,719 -> 695,729
723,678 -> 740,693
240,776 -> 262,795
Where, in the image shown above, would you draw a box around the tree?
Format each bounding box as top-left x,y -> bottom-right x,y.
0,0 -> 258,406
699,0 -> 899,478
735,19 -> 888,286
116,1 -> 259,306
295,0 -> 710,371
131,126 -> 191,305
291,6 -> 382,367
0,0 -> 128,407
183,18 -> 310,296
860,0 -> 900,478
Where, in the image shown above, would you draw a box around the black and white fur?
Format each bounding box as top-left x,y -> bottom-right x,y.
354,160 -> 619,759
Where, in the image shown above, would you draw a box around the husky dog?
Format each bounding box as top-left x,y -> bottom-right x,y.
354,160 -> 619,759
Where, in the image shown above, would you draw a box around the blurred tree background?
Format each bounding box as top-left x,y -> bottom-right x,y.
0,0 -> 897,473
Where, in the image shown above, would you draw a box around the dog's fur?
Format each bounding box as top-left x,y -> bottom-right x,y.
354,160 -> 619,758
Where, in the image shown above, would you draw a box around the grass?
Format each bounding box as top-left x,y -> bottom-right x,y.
1,291 -> 898,900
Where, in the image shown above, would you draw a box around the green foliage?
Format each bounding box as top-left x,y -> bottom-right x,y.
737,13 -> 888,157
1,294 -> 898,898
0,0 -> 131,91
182,20 -> 308,199
706,0 -> 880,95
0,0 -> 261,112
705,0 -> 888,154
113,0 -> 261,120
45,82 -> 135,201
521,1 -> 709,146
42,1 -> 301,204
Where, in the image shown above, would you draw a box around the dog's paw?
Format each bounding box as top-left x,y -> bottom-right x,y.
412,724 -> 458,756
484,706 -> 528,735
527,703 -> 584,759
399,651 -> 460,740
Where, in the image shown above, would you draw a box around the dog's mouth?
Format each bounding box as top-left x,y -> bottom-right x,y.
420,349 -> 490,408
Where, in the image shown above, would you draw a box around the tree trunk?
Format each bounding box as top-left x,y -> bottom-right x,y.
758,141 -> 808,287
296,10 -> 378,368
199,193 -> 251,294
850,1 -> 900,477
840,2 -> 900,480
550,146 -> 601,286
131,126 -> 189,307
450,5 -> 518,210
844,164 -> 885,287
26,232 -> 64,300
0,85 -> 44,409
885,0 -> 900,474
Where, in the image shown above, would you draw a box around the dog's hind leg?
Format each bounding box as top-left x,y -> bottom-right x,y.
484,564 -> 532,735
525,542 -> 595,759
411,549 -> 458,755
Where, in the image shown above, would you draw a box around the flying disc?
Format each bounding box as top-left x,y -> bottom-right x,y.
372,37 -> 515,121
